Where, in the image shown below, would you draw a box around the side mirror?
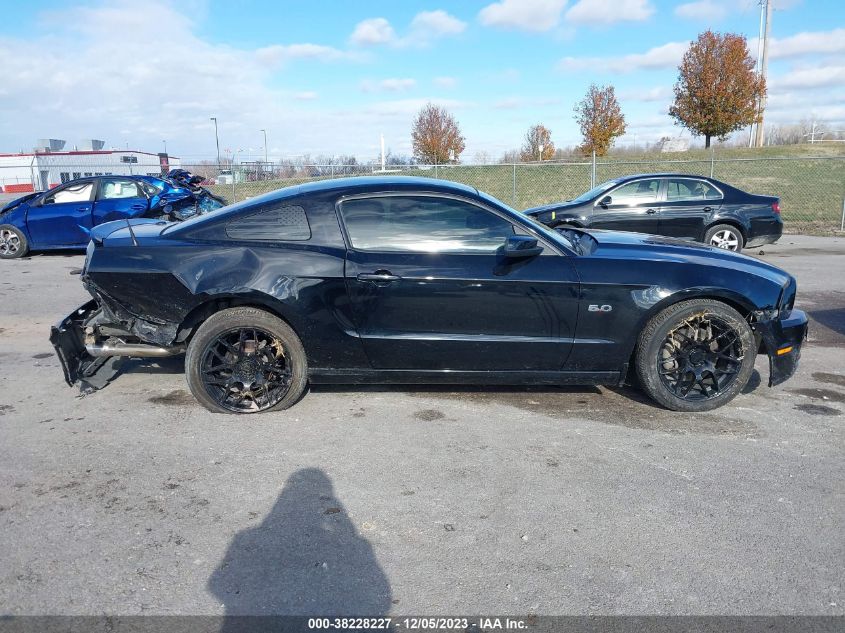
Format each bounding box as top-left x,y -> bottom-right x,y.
599,195 -> 612,208
502,234 -> 542,259
42,196 -> 54,205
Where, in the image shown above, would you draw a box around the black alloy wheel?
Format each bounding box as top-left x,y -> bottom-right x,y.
636,299 -> 756,412
185,307 -> 308,414
657,312 -> 744,400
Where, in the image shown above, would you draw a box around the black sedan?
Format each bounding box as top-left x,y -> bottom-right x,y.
524,174 -> 782,251
51,176 -> 806,415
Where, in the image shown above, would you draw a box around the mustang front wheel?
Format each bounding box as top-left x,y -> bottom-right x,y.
635,299 -> 756,412
185,307 -> 308,414
0,225 -> 28,259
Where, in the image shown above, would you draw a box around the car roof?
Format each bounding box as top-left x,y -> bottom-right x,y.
292,175 -> 479,196
164,176 -> 487,235
612,173 -> 716,181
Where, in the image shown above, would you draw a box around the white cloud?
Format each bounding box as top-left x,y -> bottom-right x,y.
565,0 -> 654,25
350,11 -> 465,48
433,76 -> 458,88
674,1 -> 727,21
0,1 -> 458,160
559,41 -> 687,73
360,78 -> 417,93
478,0 -> 568,32
771,65 -> 845,90
256,43 -> 360,65
761,28 -> 845,59
621,86 -> 673,102
349,17 -> 396,46
409,10 -> 467,39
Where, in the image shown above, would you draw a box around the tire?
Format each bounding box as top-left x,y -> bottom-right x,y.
635,299 -> 756,412
184,307 -> 308,414
0,224 -> 28,259
704,224 -> 743,252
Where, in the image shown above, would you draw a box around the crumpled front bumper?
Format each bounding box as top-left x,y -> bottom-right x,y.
755,309 -> 809,387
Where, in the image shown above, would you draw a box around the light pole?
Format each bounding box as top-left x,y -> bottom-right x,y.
260,129 -> 268,165
162,140 -> 167,154
210,117 -> 220,168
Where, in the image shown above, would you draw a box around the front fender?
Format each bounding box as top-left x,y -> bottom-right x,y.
0,204 -> 33,243
754,309 -> 809,386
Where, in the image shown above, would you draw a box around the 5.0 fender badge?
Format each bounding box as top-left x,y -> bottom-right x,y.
588,304 -> 613,312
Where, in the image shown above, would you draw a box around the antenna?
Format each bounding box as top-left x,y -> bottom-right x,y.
125,219 -> 139,246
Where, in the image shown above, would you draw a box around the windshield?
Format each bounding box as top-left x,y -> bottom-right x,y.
570,179 -> 619,203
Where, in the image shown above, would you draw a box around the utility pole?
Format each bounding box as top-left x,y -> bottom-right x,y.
380,133 -> 386,172
260,129 -> 268,165
754,0 -> 772,148
210,117 -> 220,168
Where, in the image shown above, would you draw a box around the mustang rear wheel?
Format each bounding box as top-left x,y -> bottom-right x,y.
0,225 -> 28,259
185,307 -> 307,414
705,224 -> 743,251
635,299 -> 756,412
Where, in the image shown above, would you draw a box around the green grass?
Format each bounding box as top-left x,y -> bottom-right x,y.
205,144 -> 845,235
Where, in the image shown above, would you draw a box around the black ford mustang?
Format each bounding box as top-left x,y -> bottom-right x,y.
524,173 -> 783,252
51,176 -> 807,414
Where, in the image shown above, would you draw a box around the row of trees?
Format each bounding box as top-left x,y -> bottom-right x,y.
411,29 -> 768,163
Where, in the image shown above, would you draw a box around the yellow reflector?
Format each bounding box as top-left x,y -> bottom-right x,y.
777,346 -> 793,356
551,211 -> 556,220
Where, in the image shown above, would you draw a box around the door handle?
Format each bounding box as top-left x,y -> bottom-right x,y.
77,206 -> 91,212
703,206 -> 713,212
646,208 -> 657,214
357,271 -> 401,283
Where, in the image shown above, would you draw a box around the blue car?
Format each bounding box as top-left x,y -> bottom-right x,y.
0,174 -> 225,259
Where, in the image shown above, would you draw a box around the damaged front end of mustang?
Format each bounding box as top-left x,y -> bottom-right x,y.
747,276 -> 808,387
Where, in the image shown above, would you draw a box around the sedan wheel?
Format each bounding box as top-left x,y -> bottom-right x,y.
0,225 -> 28,259
705,224 -> 743,251
636,299 -> 756,412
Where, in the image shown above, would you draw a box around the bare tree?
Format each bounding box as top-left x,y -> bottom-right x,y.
411,103 -> 466,164
473,150 -> 491,165
574,84 -> 627,156
520,124 -> 555,161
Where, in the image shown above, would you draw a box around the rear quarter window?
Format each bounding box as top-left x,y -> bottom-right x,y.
225,204 -> 311,241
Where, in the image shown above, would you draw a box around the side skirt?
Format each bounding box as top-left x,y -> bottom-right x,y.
309,368 -> 621,386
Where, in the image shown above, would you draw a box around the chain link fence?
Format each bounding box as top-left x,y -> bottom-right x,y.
196,156 -> 844,235
2,155 -> 843,235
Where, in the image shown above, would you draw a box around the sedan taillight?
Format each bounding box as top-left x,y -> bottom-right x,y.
772,201 -> 781,214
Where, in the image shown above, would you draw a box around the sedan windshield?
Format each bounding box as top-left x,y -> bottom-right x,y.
571,179 -> 619,203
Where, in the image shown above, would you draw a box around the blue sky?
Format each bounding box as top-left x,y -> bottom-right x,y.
0,0 -> 843,161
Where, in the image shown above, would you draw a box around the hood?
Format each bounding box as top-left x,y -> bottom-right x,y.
585,229 -> 791,286
0,192 -> 39,215
524,200 -> 581,216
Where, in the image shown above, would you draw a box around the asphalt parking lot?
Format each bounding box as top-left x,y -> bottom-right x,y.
0,235 -> 843,616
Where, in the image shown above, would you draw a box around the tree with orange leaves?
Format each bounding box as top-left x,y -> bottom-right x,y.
574,85 -> 627,156
411,103 -> 466,164
669,30 -> 765,148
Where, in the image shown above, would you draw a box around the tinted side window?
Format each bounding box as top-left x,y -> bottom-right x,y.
608,179 -> 660,205
340,195 -> 515,253
667,179 -> 721,201
226,204 -> 311,241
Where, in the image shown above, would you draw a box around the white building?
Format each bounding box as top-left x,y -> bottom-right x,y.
0,149 -> 181,194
